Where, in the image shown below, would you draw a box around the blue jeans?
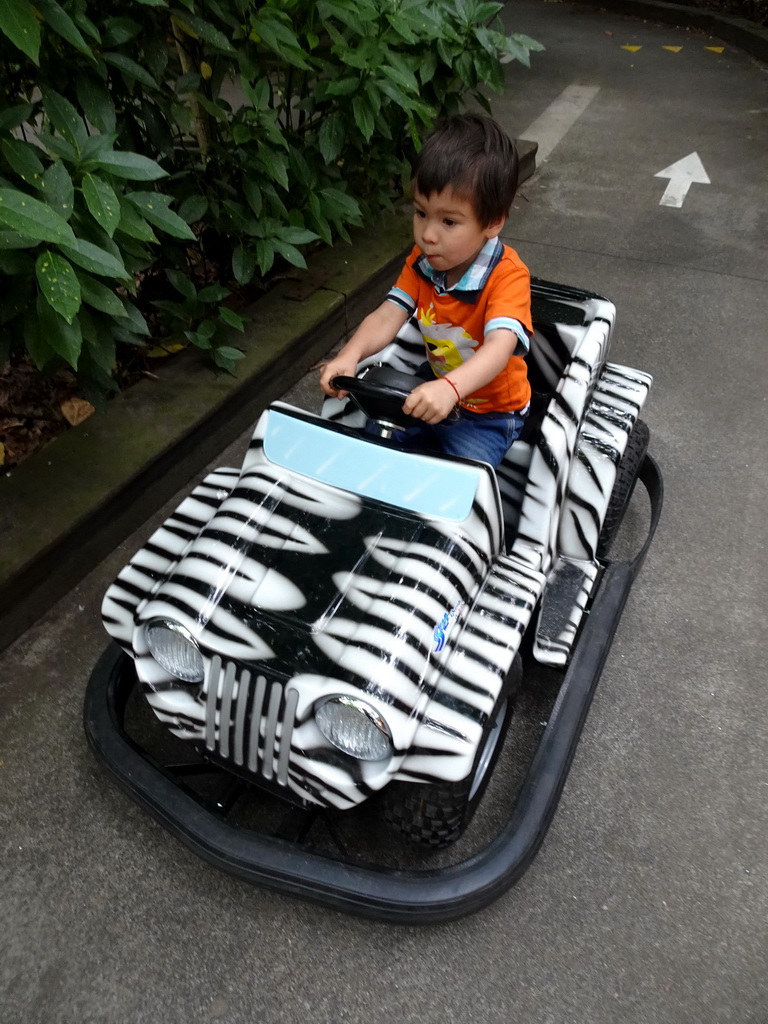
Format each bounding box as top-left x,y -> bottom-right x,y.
392,407 -> 526,467
390,364 -> 527,468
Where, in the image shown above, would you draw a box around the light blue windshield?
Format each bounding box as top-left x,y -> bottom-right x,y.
262,410 -> 481,521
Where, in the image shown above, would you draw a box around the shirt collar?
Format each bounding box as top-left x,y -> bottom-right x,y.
414,237 -> 503,297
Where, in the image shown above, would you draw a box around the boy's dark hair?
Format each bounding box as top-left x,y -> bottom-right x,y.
411,114 -> 519,227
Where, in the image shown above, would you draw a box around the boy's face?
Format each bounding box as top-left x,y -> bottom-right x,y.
412,187 -> 505,287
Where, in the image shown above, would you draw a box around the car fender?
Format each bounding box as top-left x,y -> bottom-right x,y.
397,554 -> 546,784
559,362 -> 653,561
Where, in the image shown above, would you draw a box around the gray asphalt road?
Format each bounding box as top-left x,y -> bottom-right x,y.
3,3 -> 767,1022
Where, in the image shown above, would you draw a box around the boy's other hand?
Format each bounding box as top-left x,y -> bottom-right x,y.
320,360 -> 358,398
402,378 -> 458,425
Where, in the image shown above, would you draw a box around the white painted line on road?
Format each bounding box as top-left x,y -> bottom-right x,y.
655,152 -> 710,208
520,85 -> 601,163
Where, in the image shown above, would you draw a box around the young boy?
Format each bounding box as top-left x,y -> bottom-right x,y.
319,114 -> 532,468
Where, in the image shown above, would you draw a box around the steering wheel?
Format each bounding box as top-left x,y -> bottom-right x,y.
331,365 -> 460,431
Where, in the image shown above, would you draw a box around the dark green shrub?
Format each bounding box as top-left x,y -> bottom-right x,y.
0,0 -> 542,398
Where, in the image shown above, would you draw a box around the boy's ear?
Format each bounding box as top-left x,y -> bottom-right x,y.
484,214 -> 507,238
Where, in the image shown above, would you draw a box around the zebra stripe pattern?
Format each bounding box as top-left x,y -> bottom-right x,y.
102,404 -> 541,807
100,277 -> 652,805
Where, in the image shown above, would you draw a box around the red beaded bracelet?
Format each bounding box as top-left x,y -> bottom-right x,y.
442,376 -> 461,404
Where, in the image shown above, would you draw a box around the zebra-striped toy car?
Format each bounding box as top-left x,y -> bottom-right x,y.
86,277 -> 662,920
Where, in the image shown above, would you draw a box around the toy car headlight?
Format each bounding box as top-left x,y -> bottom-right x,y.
315,696 -> 393,761
145,619 -> 204,683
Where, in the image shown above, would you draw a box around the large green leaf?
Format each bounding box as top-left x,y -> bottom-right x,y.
80,133 -> 118,164
37,293 -> 82,368
77,271 -> 127,318
375,76 -> 419,114
318,187 -> 361,222
232,244 -> 256,285
352,95 -> 375,142
384,11 -> 417,45
0,189 -> 76,245
140,98 -> 173,157
42,90 -> 88,150
212,346 -> 245,374
102,52 -> 159,90
272,238 -> 306,269
116,198 -> 158,242
116,235 -> 152,272
472,0 -> 504,18
276,226 -> 320,245
1,139 -> 45,189
262,183 -> 287,220
91,151 -> 168,181
178,194 -> 208,223
171,11 -> 236,54
317,0 -> 369,37
197,283 -> 230,303
255,238 -> 275,276
318,113 -> 345,165
71,8 -> 100,43
242,179 -> 262,217
257,147 -> 288,191
82,173 -> 120,237
24,310 -> 57,370
37,132 -> 78,163
59,237 -> 131,280
166,268 -> 197,301
381,60 -> 419,97
240,76 -> 270,110
76,74 -> 116,134
125,192 -> 195,239
81,319 -> 117,375
42,161 -> 74,221
120,299 -> 149,336
101,16 -> 141,47
35,0 -> 92,56
0,103 -> 35,133
340,37 -> 385,72
307,207 -> 332,246
0,229 -> 38,249
35,250 -> 81,324
218,307 -> 246,332
0,0 -> 41,63
197,96 -> 230,122
324,77 -> 359,98
250,9 -> 312,70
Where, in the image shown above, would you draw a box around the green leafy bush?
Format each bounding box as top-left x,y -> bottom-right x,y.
0,0 -> 542,399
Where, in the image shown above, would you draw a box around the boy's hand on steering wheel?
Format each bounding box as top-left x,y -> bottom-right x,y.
402,378 -> 460,425
320,359 -> 357,398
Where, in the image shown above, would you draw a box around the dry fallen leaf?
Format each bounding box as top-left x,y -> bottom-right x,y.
146,342 -> 186,359
0,441 -> 5,467
60,397 -> 96,427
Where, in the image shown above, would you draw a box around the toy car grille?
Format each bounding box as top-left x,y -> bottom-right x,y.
203,656 -> 298,785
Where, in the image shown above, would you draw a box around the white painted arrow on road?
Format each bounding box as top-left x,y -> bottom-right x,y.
655,152 -> 710,208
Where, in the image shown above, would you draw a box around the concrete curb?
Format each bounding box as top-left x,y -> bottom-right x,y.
572,0 -> 768,62
0,215 -> 413,652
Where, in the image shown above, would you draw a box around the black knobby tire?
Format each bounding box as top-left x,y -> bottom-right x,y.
380,656 -> 522,849
596,419 -> 650,559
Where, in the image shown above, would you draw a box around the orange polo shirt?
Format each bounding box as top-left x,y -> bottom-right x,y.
387,240 -> 532,413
